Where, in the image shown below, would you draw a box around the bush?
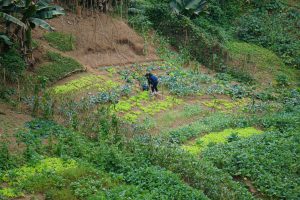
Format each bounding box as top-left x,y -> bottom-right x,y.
276,73 -> 289,87
130,3 -> 226,68
88,185 -> 151,200
0,48 -> 26,81
0,86 -> 15,102
125,166 -> 208,200
202,130 -> 300,199
236,5 -> 300,67
131,142 -> 254,200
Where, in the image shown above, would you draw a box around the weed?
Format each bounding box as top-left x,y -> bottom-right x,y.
44,32 -> 75,52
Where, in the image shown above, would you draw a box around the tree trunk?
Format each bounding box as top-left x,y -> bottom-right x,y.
25,25 -> 35,69
25,26 -> 32,51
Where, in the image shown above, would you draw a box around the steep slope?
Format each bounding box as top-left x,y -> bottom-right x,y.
33,13 -> 159,68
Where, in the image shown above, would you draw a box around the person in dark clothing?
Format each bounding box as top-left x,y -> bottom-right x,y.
145,72 -> 159,94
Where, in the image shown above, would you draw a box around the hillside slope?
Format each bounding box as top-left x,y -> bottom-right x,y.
33,13 -> 159,68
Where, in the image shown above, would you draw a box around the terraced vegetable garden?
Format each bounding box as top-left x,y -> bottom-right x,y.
1,1 -> 300,199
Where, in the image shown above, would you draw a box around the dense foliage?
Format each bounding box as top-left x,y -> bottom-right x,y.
202,129 -> 300,199
1,0 -> 300,200
236,2 -> 300,68
0,48 -> 26,81
128,0 -> 299,70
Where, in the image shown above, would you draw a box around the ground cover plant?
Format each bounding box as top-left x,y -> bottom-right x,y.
114,91 -> 182,123
225,41 -> 299,85
44,32 -> 76,52
182,127 -> 263,154
202,98 -> 249,112
235,2 -> 300,68
36,51 -> 84,83
50,75 -> 120,96
202,129 -> 300,199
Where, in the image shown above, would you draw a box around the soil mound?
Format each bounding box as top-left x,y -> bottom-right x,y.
35,13 -> 158,68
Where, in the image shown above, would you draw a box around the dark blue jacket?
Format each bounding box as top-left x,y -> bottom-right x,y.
148,74 -> 158,85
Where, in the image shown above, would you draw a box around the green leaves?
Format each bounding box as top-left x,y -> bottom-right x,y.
0,33 -> 13,45
36,9 -> 64,19
0,12 -> 26,28
170,0 -> 207,15
0,0 -> 14,7
202,129 -> 300,199
29,17 -> 54,31
0,0 -> 64,52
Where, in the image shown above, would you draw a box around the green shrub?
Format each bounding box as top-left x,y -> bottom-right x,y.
125,166 -> 209,200
88,185 -> 151,200
236,5 -> 300,67
44,32 -> 75,52
202,130 -> 300,199
276,73 -> 289,87
36,52 -> 84,83
0,48 -> 26,81
46,189 -> 77,200
132,142 -> 254,200
0,86 -> 15,102
137,3 -> 226,67
0,142 -> 14,171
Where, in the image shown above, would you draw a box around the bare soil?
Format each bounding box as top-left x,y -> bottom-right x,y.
33,12 -> 158,68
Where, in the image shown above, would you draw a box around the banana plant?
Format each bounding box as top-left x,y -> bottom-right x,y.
0,33 -> 13,45
170,0 -> 207,16
0,12 -> 27,28
19,0 -> 64,53
0,0 -> 64,60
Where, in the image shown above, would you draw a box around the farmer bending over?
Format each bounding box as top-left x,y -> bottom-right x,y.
145,72 -> 159,95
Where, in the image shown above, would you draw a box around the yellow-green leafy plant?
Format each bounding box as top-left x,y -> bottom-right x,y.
1,158 -> 77,198
114,91 -> 182,123
183,127 -> 263,154
202,98 -> 249,112
50,75 -> 119,96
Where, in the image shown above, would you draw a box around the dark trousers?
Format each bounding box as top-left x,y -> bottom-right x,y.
151,82 -> 158,92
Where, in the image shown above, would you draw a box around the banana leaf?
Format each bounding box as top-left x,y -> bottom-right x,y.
0,12 -> 27,28
29,17 -> 54,31
0,0 -> 13,7
170,0 -> 207,15
0,33 -> 13,45
35,9 -> 64,19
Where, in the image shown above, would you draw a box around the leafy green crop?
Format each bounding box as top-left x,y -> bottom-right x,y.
202,130 -> 300,199
36,51 -> 84,83
183,127 -> 262,154
115,91 -> 182,123
125,166 -> 209,199
50,75 -> 119,96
